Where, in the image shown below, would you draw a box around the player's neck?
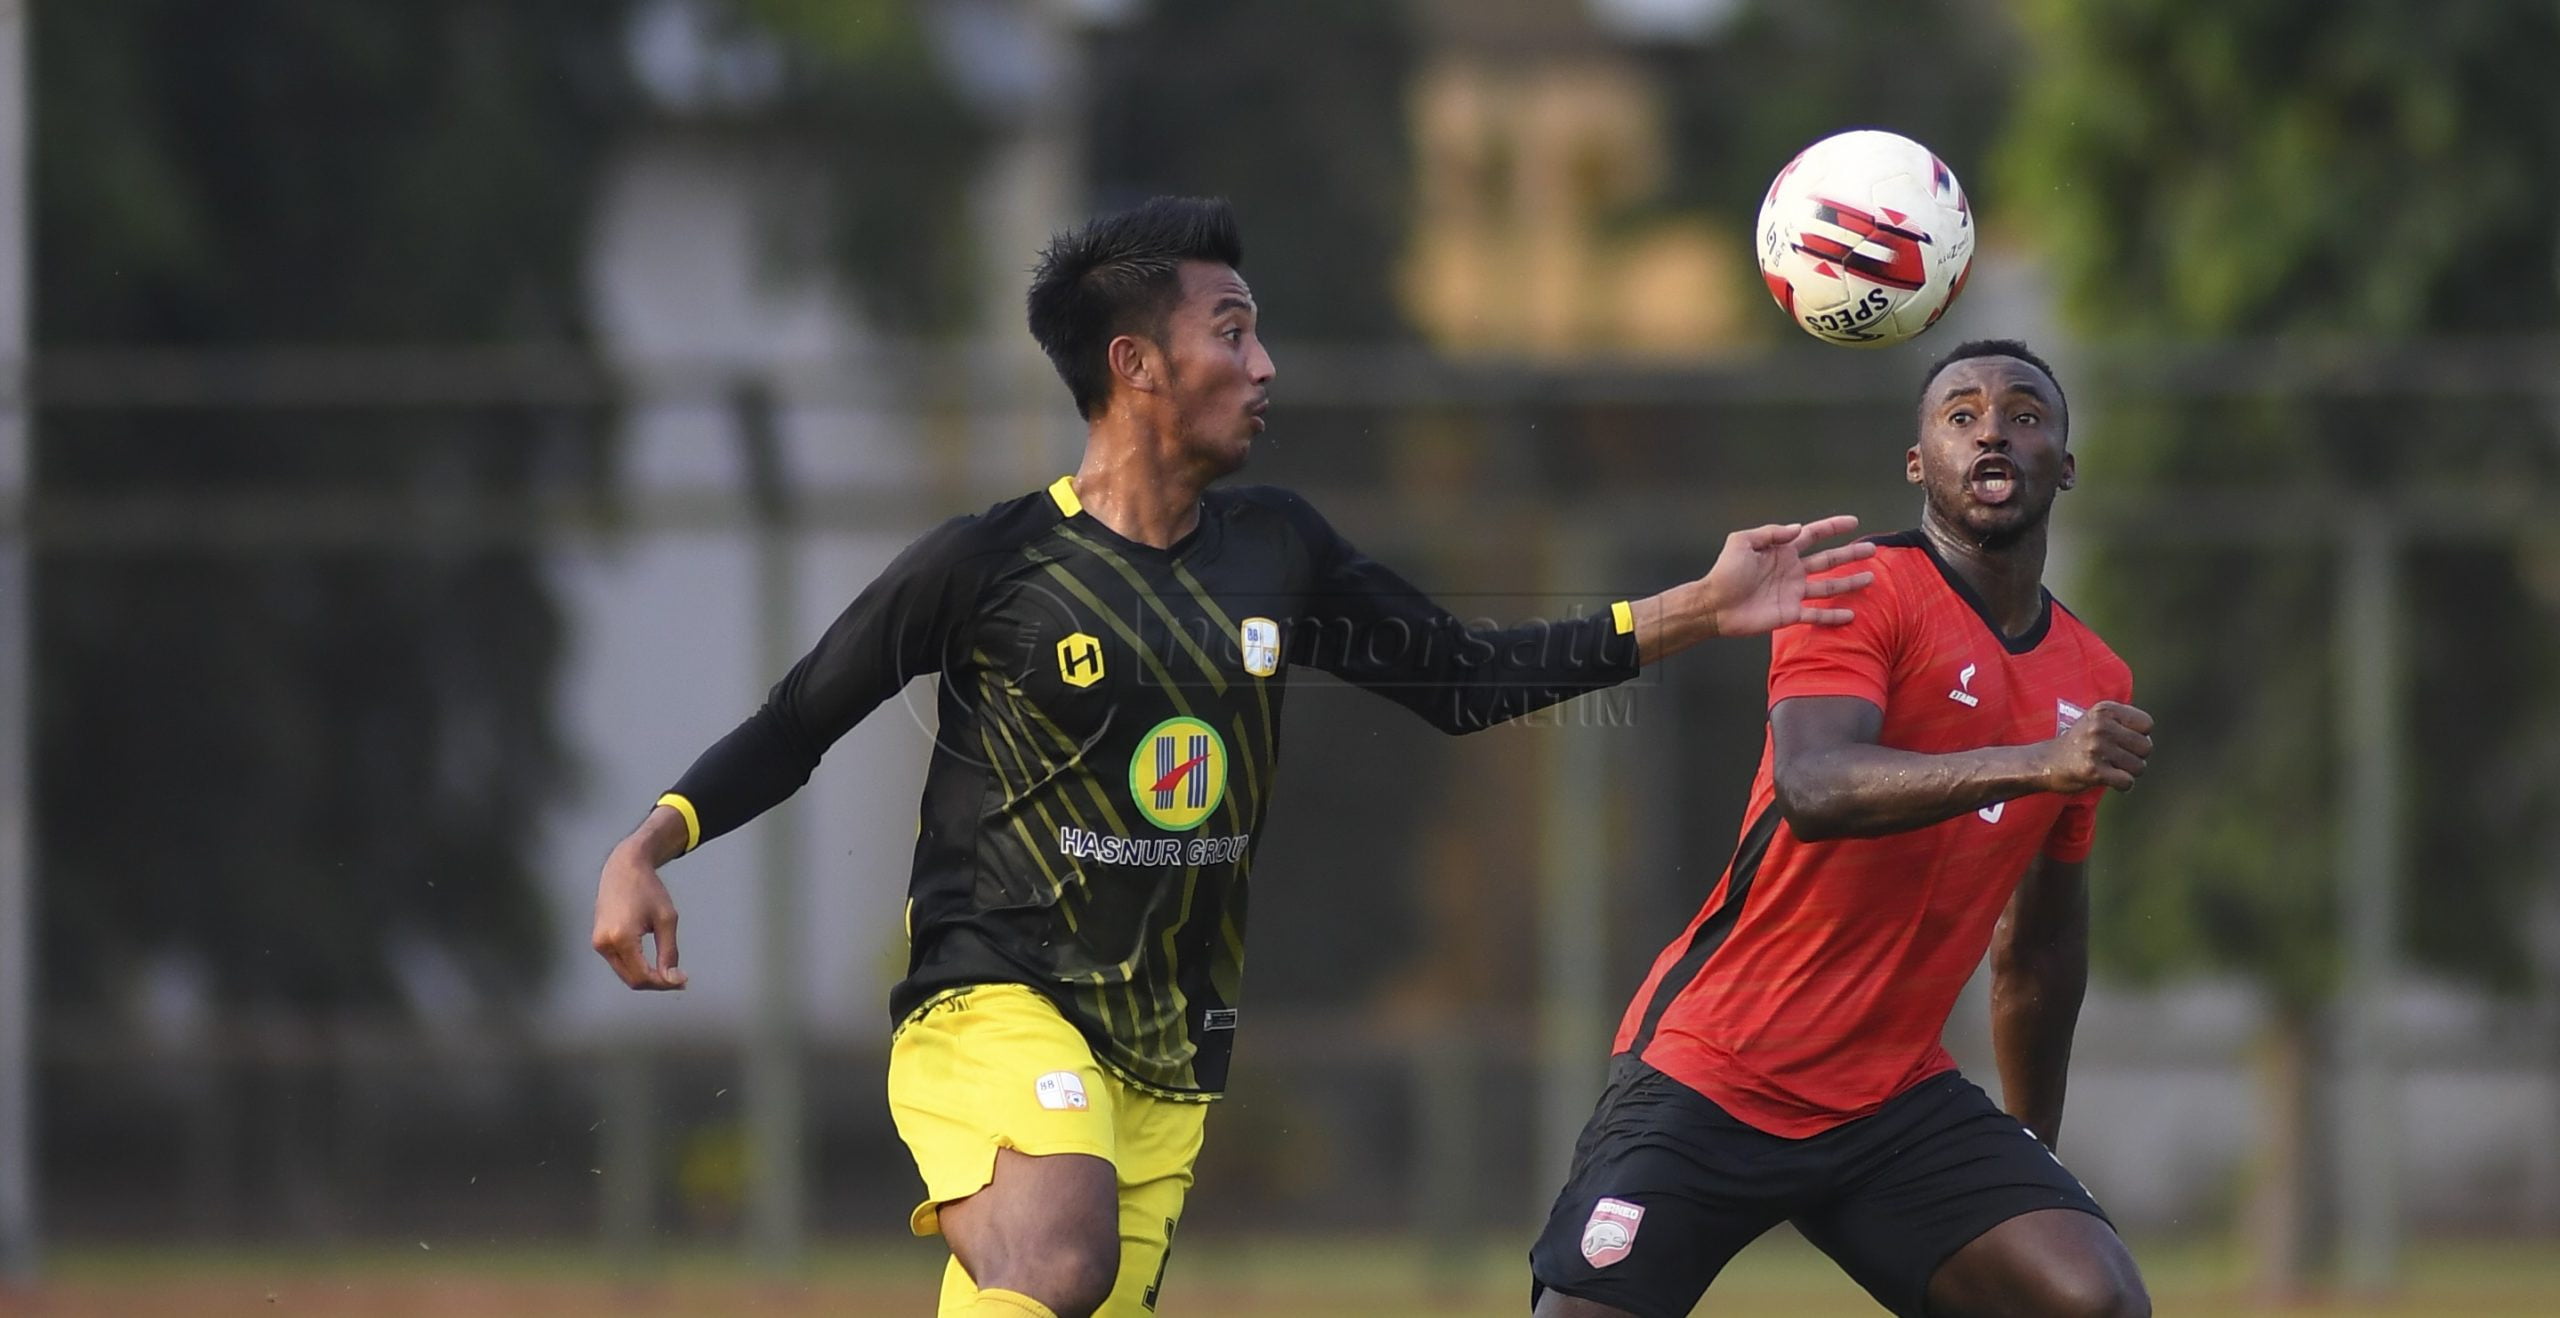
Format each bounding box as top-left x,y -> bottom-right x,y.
1922,516 -> 2048,637
1069,420 -> 1213,549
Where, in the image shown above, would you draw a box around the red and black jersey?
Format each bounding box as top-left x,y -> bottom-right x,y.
1614,531 -> 2133,1138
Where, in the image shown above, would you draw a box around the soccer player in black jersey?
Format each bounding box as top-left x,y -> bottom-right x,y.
591,196 -> 1875,1318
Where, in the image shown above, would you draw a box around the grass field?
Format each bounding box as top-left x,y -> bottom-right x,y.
7,1233 -> 2560,1316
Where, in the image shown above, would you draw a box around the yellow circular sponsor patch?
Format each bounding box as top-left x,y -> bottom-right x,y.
1128,716 -> 1228,832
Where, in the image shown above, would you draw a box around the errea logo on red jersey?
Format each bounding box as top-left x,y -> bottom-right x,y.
1948,662 -> 1981,708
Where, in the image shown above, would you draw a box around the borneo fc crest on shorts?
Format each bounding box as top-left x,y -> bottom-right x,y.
1580,1197 -> 1644,1268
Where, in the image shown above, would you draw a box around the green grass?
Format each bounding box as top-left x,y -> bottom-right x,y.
27,1232 -> 2560,1316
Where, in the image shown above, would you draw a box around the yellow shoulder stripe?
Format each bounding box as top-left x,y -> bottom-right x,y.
1611,600 -> 1635,636
1047,475 -> 1083,518
656,792 -> 702,853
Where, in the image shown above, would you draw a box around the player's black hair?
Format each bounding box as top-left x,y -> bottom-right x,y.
1919,338 -> 2068,432
1027,196 -> 1245,420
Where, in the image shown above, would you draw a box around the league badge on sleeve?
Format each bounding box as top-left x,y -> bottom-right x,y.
1240,617 -> 1280,678
1580,1197 -> 1645,1268
2057,699 -> 2086,735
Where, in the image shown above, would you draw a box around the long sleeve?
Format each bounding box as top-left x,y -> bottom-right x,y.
659,515 -> 989,851
1276,492 -> 1640,735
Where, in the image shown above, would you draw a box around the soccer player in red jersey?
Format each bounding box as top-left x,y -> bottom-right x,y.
1530,340 -> 2156,1318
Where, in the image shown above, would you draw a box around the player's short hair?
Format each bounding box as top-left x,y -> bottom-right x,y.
1919,338 -> 2068,432
1028,196 -> 1245,420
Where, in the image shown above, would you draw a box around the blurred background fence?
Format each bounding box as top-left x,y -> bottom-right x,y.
7,0 -> 2560,1310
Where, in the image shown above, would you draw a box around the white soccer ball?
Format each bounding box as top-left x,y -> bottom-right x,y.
1754,130 -> 1976,349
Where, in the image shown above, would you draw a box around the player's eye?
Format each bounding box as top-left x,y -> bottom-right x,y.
1948,409 -> 1974,425
2013,411 -> 2040,426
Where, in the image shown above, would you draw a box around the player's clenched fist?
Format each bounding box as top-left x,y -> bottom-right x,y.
2039,700 -> 2153,794
592,850 -> 687,991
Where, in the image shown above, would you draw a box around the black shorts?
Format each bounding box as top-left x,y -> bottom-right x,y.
1529,1055 -> 2109,1318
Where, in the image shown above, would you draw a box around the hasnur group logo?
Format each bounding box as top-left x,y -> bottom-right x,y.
1128,716 -> 1227,832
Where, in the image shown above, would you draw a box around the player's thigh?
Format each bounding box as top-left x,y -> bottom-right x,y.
1793,1072 -> 2132,1318
1528,1056 -> 1795,1318
887,984 -> 1123,1238
937,1145 -> 1120,1312
1095,1081 -> 1208,1316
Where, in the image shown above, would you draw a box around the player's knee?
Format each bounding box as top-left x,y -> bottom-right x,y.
2035,1261 -> 2149,1318
1038,1232 -> 1120,1318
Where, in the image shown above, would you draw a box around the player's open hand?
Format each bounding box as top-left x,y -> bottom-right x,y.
1704,515 -> 1878,637
592,850 -> 687,990
2041,700 -> 2153,793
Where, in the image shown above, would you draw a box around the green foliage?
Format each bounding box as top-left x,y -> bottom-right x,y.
737,0 -> 992,334
36,0 -> 638,1009
2000,0 -> 2560,1002
1086,0 -> 1420,340
2003,0 -> 2560,337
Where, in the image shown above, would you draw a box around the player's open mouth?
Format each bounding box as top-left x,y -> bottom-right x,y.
1967,456 -> 2018,506
1247,399 -> 1268,433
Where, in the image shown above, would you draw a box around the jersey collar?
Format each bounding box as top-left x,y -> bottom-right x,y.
1875,529 -> 2055,655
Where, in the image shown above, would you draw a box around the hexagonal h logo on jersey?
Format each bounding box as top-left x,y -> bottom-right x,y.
1128,716 -> 1227,832
1056,632 -> 1105,688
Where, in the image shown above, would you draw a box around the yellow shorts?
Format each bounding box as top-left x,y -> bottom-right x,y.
887,983 -> 1209,1315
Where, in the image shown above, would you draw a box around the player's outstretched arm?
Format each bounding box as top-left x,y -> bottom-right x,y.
587,515 -> 989,989
1771,697 -> 2154,841
1990,855 -> 2090,1149
592,805 -> 692,991
1622,515 -> 1877,664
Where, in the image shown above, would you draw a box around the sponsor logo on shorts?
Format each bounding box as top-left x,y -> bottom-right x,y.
1580,1197 -> 1644,1268
1202,1008 -> 1238,1032
1035,1070 -> 1090,1111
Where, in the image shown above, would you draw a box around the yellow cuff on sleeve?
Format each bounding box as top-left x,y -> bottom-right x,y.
656,792 -> 702,853
1611,600 -> 1635,636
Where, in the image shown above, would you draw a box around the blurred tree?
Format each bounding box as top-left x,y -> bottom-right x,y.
1085,0 -> 1419,341
37,0 -> 997,1019
2001,0 -> 2560,1291
737,0 -> 992,335
35,0 -> 992,1018
36,0 -> 641,1013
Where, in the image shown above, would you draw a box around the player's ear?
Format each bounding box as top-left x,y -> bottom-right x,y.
2058,449 -> 2077,493
1905,445 -> 1923,486
1107,333 -> 1163,399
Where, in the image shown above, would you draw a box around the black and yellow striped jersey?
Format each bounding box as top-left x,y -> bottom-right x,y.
660,477 -> 1640,1098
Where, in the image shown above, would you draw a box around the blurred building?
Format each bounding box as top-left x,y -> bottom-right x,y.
1404,0 -> 1743,357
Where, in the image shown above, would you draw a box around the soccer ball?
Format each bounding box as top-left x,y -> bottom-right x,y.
1754,130 -> 1975,348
